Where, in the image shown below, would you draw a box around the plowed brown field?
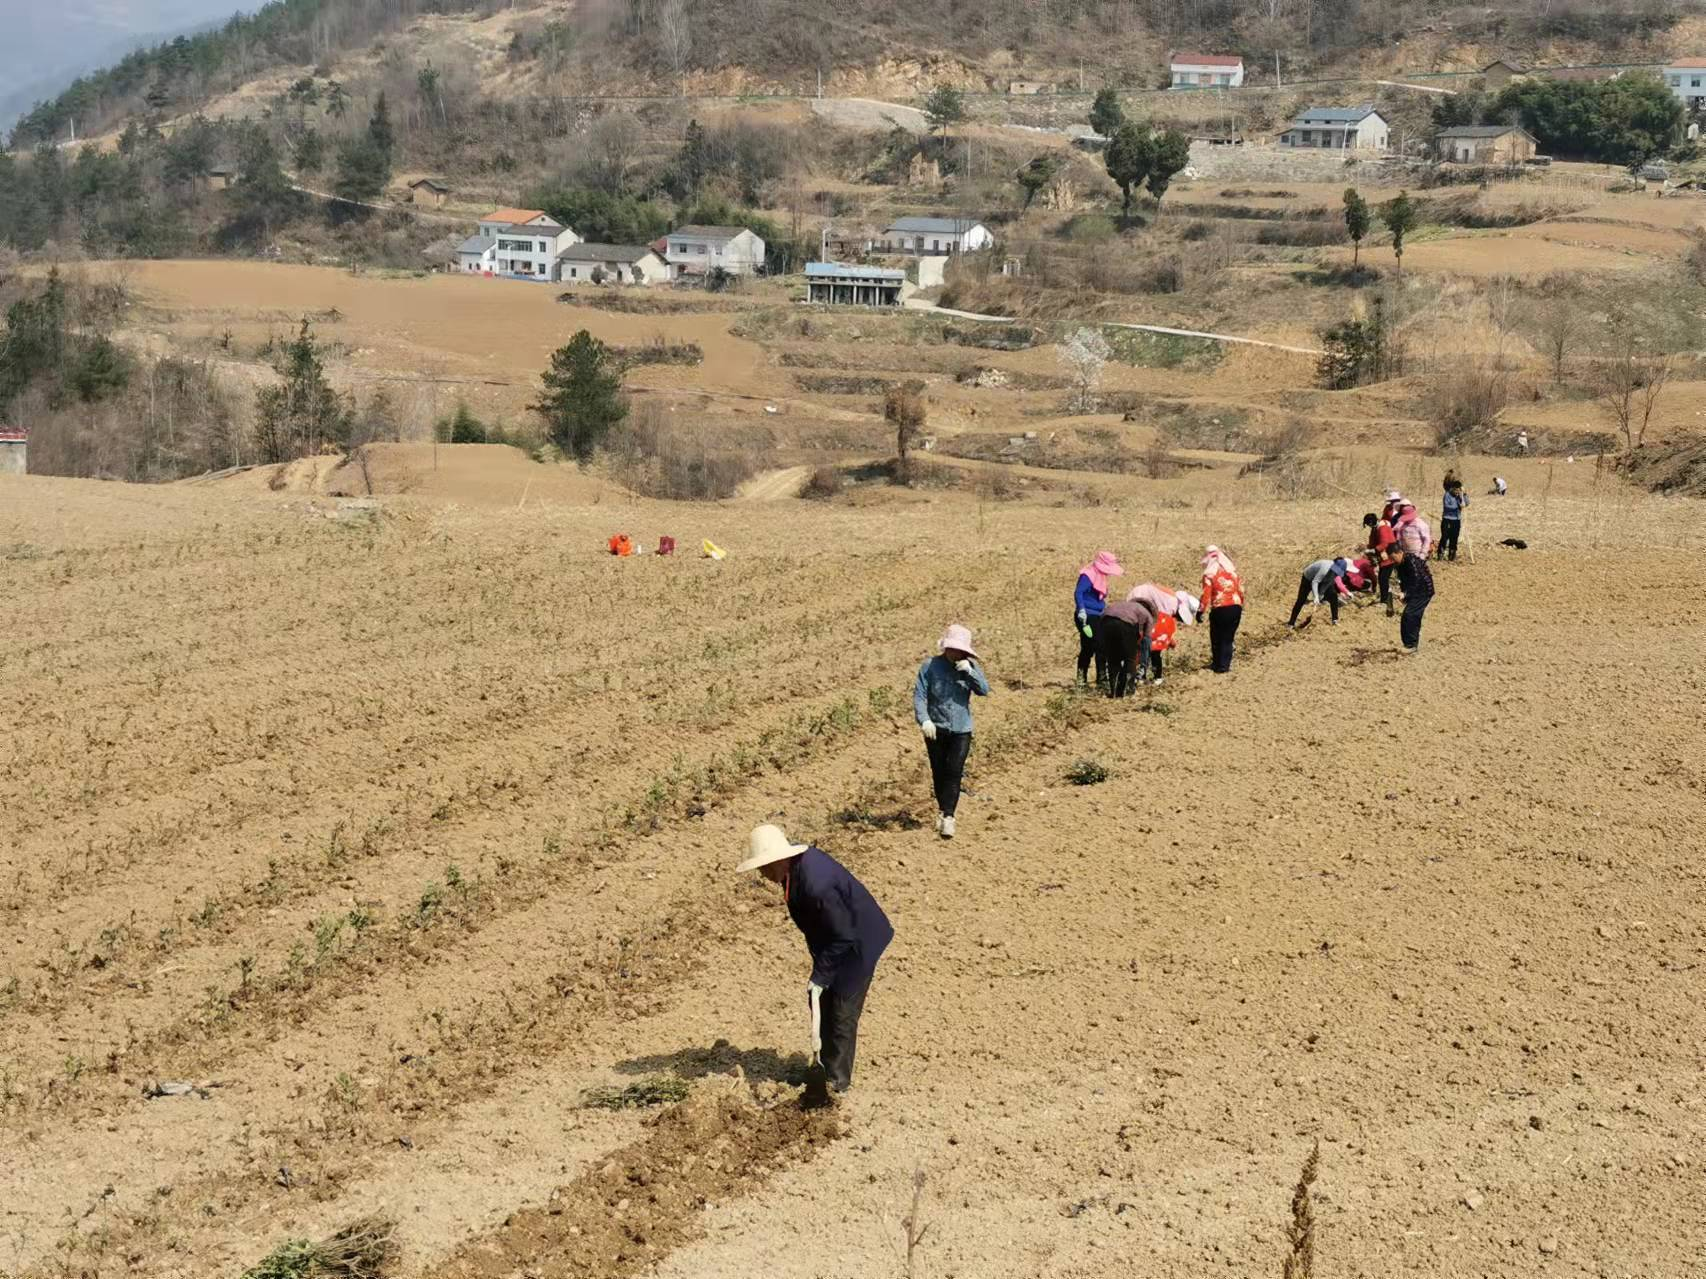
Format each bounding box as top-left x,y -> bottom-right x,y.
4,455 -> 1704,1279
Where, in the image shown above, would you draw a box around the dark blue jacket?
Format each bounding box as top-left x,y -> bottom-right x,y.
1074,572 -> 1107,618
786,847 -> 893,992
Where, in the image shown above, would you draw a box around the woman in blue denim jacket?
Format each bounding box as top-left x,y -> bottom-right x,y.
913,623 -> 990,840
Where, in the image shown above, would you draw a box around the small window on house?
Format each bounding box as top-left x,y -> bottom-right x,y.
1694,78 -> 1702,88
1672,76 -> 1683,86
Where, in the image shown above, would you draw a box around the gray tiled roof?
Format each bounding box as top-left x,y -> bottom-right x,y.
886,216 -> 986,234
557,243 -> 659,263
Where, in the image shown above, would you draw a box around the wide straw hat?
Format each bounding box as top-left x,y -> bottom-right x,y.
938,623 -> 978,659
737,823 -> 808,873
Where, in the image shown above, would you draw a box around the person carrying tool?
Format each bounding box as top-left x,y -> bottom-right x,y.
737,824 -> 893,1099
1438,480 -> 1468,562
1072,550 -> 1123,688
1097,596 -> 1155,698
1126,583 -> 1198,685
1199,545 -> 1244,674
913,623 -> 990,840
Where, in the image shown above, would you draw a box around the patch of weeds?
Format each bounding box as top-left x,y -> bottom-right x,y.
189,897 -> 222,929
411,882 -> 444,928
313,915 -> 346,964
323,821 -> 349,868
580,1076 -> 691,1110
1103,327 -> 1223,370
241,1216 -> 397,1279
1136,701 -> 1177,716
1065,758 -> 1110,786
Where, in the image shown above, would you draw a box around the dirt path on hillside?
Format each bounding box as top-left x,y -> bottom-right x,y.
736,465 -> 812,500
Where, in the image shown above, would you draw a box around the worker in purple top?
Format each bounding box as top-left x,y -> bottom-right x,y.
738,824 -> 893,1095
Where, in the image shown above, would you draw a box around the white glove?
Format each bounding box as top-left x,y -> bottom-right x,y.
920,719 -> 938,741
953,659 -> 973,674
807,983 -> 824,1057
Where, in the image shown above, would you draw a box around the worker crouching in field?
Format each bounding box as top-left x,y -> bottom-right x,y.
914,624 -> 989,839
1126,583 -> 1198,685
1073,550 -> 1123,688
1199,546 -> 1244,674
738,824 -> 894,1097
1287,556 -> 1372,627
1098,596 -> 1155,698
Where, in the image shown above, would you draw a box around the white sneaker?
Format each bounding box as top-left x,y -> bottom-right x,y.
1153,677 -> 1164,686
940,815 -> 956,839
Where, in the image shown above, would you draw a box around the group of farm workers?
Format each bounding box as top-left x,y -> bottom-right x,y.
1074,546 -> 1244,689
735,479 -> 1476,1101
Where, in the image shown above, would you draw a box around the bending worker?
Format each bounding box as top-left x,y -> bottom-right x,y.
738,824 -> 893,1096
1098,595 -> 1154,698
1287,556 -> 1366,627
1127,583 -> 1198,685
914,623 -> 990,840
1073,550 -> 1123,688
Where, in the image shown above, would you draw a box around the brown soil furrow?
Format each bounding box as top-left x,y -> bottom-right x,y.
426,1085 -> 840,1279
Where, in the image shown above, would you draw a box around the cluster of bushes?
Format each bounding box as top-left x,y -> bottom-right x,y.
1435,75 -> 1684,166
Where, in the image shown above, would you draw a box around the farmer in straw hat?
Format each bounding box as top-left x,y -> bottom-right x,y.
913,623 -> 989,840
737,825 -> 894,1096
1073,550 -> 1124,688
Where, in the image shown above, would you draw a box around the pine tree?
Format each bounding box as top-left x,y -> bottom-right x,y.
1105,122 -> 1153,220
367,91 -> 395,162
1381,190 -> 1418,274
252,320 -> 350,463
532,330 -> 627,464
1089,87 -> 1124,138
1144,129 -> 1191,207
1343,188 -> 1371,266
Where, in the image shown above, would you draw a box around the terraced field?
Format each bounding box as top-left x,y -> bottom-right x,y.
4,457 -> 1704,1279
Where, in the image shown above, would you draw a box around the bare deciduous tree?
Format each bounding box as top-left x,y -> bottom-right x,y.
1534,296 -> 1582,383
1594,324 -> 1674,451
1058,326 -> 1111,414
657,0 -> 692,86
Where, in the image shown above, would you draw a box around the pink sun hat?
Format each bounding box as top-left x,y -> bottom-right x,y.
938,623 -> 979,659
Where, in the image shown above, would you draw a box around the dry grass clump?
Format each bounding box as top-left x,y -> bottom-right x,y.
242,1217 -> 397,1279
581,1077 -> 692,1110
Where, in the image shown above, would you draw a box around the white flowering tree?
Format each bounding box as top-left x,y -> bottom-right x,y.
1058,326 -> 1111,414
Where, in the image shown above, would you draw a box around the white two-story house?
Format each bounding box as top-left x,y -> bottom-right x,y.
1278,105 -> 1390,151
1169,53 -> 1244,89
1665,59 -> 1706,111
457,208 -> 580,279
666,225 -> 766,276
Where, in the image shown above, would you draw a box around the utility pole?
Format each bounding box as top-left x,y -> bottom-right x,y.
1276,53 -> 1282,89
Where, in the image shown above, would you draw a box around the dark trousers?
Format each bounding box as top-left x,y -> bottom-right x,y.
1074,615 -> 1105,685
1377,561 -> 1395,606
1289,575 -> 1340,626
1148,647 -> 1164,680
1208,605 -> 1242,673
1099,616 -> 1144,697
925,729 -> 972,817
1398,557 -> 1435,650
820,975 -> 871,1091
1438,519 -> 1461,561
